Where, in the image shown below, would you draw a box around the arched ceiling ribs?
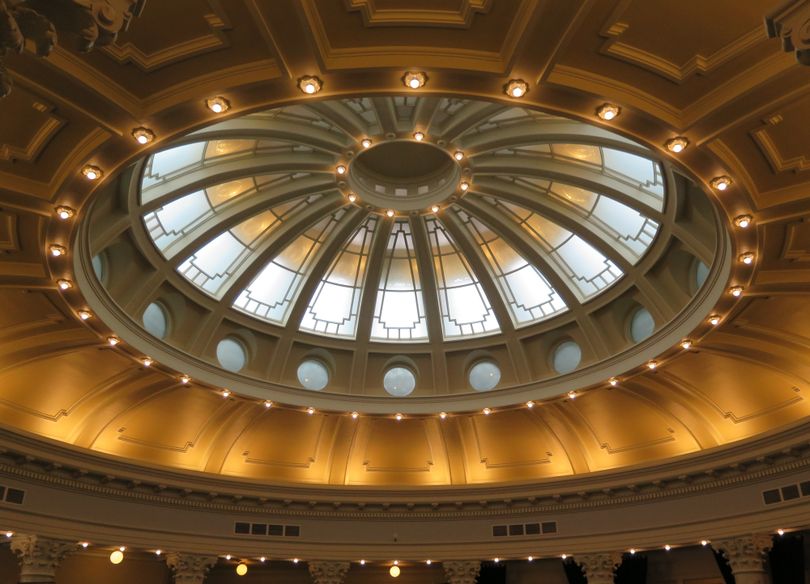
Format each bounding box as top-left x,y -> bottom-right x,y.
139,151 -> 336,212
217,194 -> 348,305
158,176 -> 339,262
410,215 -> 451,344
370,97 -> 400,135
469,177 -> 639,268
411,98 -> 443,134
185,116 -> 350,155
460,119 -> 646,157
353,218 -> 395,349
436,101 -> 506,143
303,100 -> 374,140
472,154 -> 664,220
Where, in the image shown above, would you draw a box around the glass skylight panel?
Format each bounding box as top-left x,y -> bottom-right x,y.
141,142 -> 206,193
300,216 -> 378,338
424,217 -> 499,339
143,190 -> 213,253
370,220 -> 428,342
204,139 -> 256,160
493,200 -> 623,300
234,209 -> 346,325
602,148 -> 665,202
173,196 -> 319,298
455,210 -> 567,326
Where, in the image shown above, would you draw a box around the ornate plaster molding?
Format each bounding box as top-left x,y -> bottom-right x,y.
164,552 -> 218,584
715,533 -> 773,575
0,0 -> 144,97
577,553 -> 622,584
10,533 -> 76,583
766,0 -> 810,65
442,560 -> 481,584
308,561 -> 351,584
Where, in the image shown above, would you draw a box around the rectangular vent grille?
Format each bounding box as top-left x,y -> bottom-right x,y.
492,521 -> 556,538
762,481 -> 810,505
0,485 -> 25,505
234,522 -> 300,537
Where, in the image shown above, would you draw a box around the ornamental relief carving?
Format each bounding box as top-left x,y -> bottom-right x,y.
308,560 -> 351,584
0,0 -> 144,97
165,552 -> 218,584
767,0 -> 810,65
442,560 -> 481,584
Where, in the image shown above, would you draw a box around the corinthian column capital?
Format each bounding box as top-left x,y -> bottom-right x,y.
165,552 -> 218,584
442,560 -> 481,584
308,561 -> 351,584
10,534 -> 76,583
577,552 -> 622,584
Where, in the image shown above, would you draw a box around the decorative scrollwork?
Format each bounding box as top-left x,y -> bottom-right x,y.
766,0 -> 810,65
0,0 -> 145,97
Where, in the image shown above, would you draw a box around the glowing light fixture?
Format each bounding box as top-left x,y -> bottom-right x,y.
664,545 -> 671,551
307,407 -> 315,415
666,137 -> 689,153
264,400 -> 273,409
298,76 -> 322,95
386,209 -> 395,218
701,540 -> 709,546
360,560 -> 366,566
647,360 -> 658,370
180,375 -> 191,384
348,193 -> 358,203
454,150 -> 464,161
739,252 -> 754,265
132,127 -> 155,145
413,131 -> 425,141
395,413 -> 403,421
734,215 -> 753,228
482,407 -> 492,415
439,412 -> 447,420
567,390 -> 577,399
236,563 -> 248,576
155,550 -> 162,556
711,176 -> 732,191
221,389 -> 231,398
729,286 -> 743,297
526,400 -> 535,409
107,336 -> 120,346
459,181 -> 470,192
777,529 -> 785,536
597,103 -> 620,121
708,314 -> 721,326
402,71 -> 427,89
680,339 -> 692,350
629,549 -> 636,556
55,206 -> 75,220
141,357 -> 153,367
50,244 -> 66,257
80,542 -> 89,548
431,205 -> 440,213
82,165 -> 102,180
206,97 -> 230,114
389,565 -> 401,578
504,79 -> 528,98
361,138 -> 372,149
109,550 -> 124,564
351,411 -> 359,419
336,164 -> 347,175
78,310 -> 93,320
608,377 -> 618,387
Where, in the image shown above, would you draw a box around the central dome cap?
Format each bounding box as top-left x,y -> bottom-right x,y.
347,140 -> 463,211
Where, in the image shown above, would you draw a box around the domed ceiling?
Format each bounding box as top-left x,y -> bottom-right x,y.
80,96 -> 725,412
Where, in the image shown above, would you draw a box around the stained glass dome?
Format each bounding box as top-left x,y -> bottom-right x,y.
137,97 -> 663,343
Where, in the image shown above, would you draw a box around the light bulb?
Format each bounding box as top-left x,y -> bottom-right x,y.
351,411 -> 359,419
57,279 -> 73,290
225,555 -> 232,560
82,165 -> 102,180
395,413 -> 403,421
482,407 -> 492,415
403,71 -> 427,89
777,529 -> 785,536
386,209 -> 395,217
336,164 -> 347,175
526,400 -> 534,408
567,390 -> 577,399
608,377 -> 618,387
50,244 -> 66,257
426,560 -> 432,565
107,336 -> 120,346
739,252 -> 754,264
236,563 -> 248,576
597,103 -> 620,121
664,545 -> 671,551
293,558 -> 300,564
493,558 -> 500,564
180,375 -> 190,384
666,137 -> 688,153
109,550 -> 124,564
348,193 -> 357,203
132,127 -> 155,145
711,176 -> 732,191
708,314 -> 721,326
454,151 -> 464,160
528,556 -> 533,562
680,339 -> 692,350
80,542 -> 89,548
361,138 -> 372,149
629,549 -> 636,555
431,205 -> 440,213
561,554 -> 568,560
260,557 -> 266,563
439,412 -> 447,420
647,360 -> 658,370
264,400 -> 273,409
459,181 -> 470,191
360,560 -> 366,566
155,550 -> 162,556
298,76 -> 322,95
141,357 -> 153,367
78,310 -> 93,320
729,286 -> 743,297
701,540 -> 709,546
307,407 -> 315,415
413,131 -> 425,141
55,206 -> 75,220
206,97 -> 230,113
389,565 -> 401,578
5,531 -> 12,538
221,389 -> 231,398
504,79 -> 528,98
734,215 -> 752,228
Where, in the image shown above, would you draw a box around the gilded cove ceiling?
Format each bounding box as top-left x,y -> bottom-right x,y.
0,0 -> 808,490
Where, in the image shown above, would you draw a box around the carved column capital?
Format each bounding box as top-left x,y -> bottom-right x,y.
577,552 -> 622,584
442,560 -> 481,584
10,534 -> 76,583
766,0 -> 810,65
716,533 -> 773,574
165,552 -> 218,584
307,561 -> 351,584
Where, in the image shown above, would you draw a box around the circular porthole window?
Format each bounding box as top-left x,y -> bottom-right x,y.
91,254 -> 105,283
383,366 -> 416,397
216,338 -> 247,372
629,307 -> 655,343
142,302 -> 168,339
297,359 -> 329,391
468,361 -> 501,391
552,340 -> 582,374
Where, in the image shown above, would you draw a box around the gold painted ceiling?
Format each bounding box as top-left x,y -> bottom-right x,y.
0,0 -> 809,489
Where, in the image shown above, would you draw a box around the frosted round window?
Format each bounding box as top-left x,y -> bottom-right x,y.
297,360 -> 329,391
216,338 -> 247,372
91,254 -> 105,282
695,260 -> 709,289
383,366 -> 416,397
468,361 -> 501,391
552,341 -> 581,374
629,307 -> 655,343
142,302 -> 168,339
